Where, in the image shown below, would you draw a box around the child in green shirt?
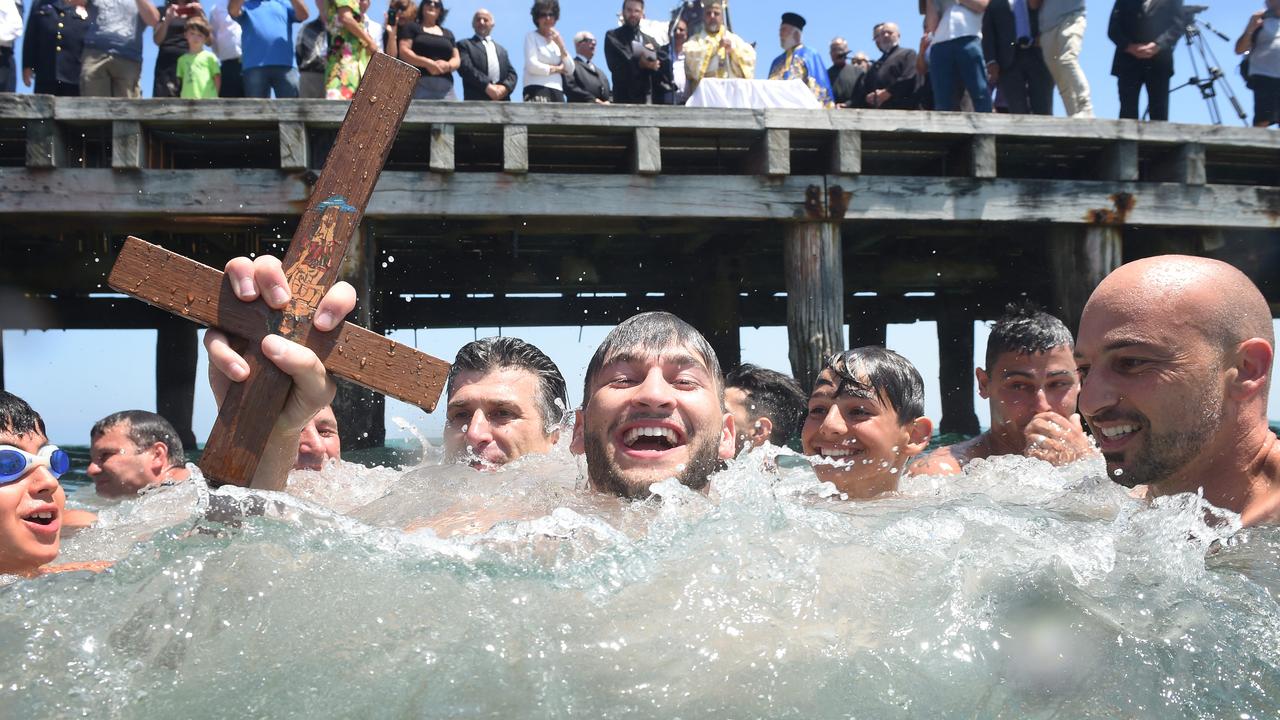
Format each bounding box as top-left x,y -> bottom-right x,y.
177,17 -> 221,99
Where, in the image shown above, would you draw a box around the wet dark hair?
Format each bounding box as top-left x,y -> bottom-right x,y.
530,0 -> 558,24
583,311 -> 722,405
984,301 -> 1074,370
91,410 -> 186,469
725,364 -> 807,446
0,390 -> 47,438
447,336 -> 569,432
418,0 -> 447,24
821,346 -> 925,425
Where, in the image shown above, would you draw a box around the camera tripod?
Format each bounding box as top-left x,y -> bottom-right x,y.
1168,6 -> 1248,126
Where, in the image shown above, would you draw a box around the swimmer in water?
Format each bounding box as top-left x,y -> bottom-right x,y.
87,410 -> 192,497
911,302 -> 1095,476
294,405 -> 342,471
723,363 -> 807,454
0,390 -> 107,576
443,337 -> 568,469
800,347 -> 933,500
1074,255 -> 1280,526
571,311 -> 736,499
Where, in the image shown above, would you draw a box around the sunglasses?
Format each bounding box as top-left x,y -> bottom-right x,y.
423,1 -> 441,7
0,445 -> 71,486
537,12 -> 556,18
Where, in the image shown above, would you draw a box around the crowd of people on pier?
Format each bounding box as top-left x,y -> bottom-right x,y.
1,0 -> 1277,125
3,252 -> 1278,579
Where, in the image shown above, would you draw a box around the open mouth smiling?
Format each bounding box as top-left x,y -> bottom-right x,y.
1092,421 -> 1141,450
20,504 -> 61,536
617,423 -> 686,456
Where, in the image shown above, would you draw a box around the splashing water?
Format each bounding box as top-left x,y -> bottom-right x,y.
3,450 -> 1279,718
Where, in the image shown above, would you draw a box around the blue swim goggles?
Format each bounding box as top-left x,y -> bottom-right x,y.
0,445 -> 71,486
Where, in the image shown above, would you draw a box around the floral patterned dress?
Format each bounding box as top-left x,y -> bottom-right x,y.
325,0 -> 371,100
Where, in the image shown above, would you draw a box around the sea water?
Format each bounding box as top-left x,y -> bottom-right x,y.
3,442 -> 1279,719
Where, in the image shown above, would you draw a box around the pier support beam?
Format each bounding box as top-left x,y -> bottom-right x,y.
784,221 -> 844,392
0,331 -> 5,392
936,302 -> 980,436
1048,226 -> 1122,335
155,318 -> 198,450
847,304 -> 887,349
333,223 -> 386,450
692,253 -> 741,370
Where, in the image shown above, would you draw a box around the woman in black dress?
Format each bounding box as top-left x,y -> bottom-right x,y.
396,0 -> 459,100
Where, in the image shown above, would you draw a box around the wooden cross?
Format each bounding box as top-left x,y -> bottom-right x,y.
106,54 -> 451,487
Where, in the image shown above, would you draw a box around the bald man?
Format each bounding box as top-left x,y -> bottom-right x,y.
1074,255 -> 1279,526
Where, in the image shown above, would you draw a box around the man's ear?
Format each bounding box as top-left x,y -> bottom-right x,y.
718,412 -> 736,460
903,417 -> 933,457
147,442 -> 168,474
975,367 -> 991,399
569,409 -> 585,455
1228,338 -> 1274,403
752,416 -> 774,446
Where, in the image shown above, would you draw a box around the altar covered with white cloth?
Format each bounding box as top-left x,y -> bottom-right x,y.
684,78 -> 823,109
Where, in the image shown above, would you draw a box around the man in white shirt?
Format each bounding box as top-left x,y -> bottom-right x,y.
0,0 -> 24,91
205,0 -> 243,95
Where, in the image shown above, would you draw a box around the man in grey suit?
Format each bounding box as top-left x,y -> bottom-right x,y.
564,30 -> 611,103
456,8 -> 517,101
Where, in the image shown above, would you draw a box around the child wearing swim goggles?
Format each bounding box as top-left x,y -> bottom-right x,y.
0,390 -> 93,577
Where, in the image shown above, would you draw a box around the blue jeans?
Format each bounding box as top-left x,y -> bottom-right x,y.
243,65 -> 299,99
929,35 -> 992,112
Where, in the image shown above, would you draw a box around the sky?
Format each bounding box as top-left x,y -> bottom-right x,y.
4,0 -> 1277,445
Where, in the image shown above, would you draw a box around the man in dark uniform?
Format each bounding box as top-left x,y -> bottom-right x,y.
22,0 -> 90,94
984,0 -> 1054,114
857,21 -> 920,109
564,30 -> 610,103
1108,0 -> 1186,121
604,0 -> 668,104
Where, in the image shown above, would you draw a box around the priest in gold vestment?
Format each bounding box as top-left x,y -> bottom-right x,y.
683,1 -> 756,96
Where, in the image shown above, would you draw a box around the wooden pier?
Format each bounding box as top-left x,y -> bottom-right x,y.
2,96 -> 1277,446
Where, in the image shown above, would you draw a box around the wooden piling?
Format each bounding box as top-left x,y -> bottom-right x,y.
936,303 -> 979,436
847,304 -> 887,349
155,318 -> 198,450
1048,226 -> 1123,335
784,222 -> 844,392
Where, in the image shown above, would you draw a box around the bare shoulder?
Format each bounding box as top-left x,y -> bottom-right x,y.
909,445 -> 964,476
909,436 -> 987,477
62,509 -> 98,531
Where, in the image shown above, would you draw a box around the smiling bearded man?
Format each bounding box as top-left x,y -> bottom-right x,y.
1074,255 -> 1280,525
571,312 -> 736,499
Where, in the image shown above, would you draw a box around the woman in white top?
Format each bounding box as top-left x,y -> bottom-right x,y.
1237,0 -> 1280,127
522,0 -> 573,102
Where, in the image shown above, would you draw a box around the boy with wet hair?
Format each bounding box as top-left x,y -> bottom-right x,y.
724,363 -> 807,452
801,347 -> 933,499
912,301 -> 1093,475
571,311 -> 735,499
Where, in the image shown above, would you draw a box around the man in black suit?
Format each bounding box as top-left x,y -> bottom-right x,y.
1108,0 -> 1186,121
564,31 -> 611,103
857,21 -> 920,109
456,8 -> 517,101
983,0 -> 1054,114
604,0 -> 670,104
